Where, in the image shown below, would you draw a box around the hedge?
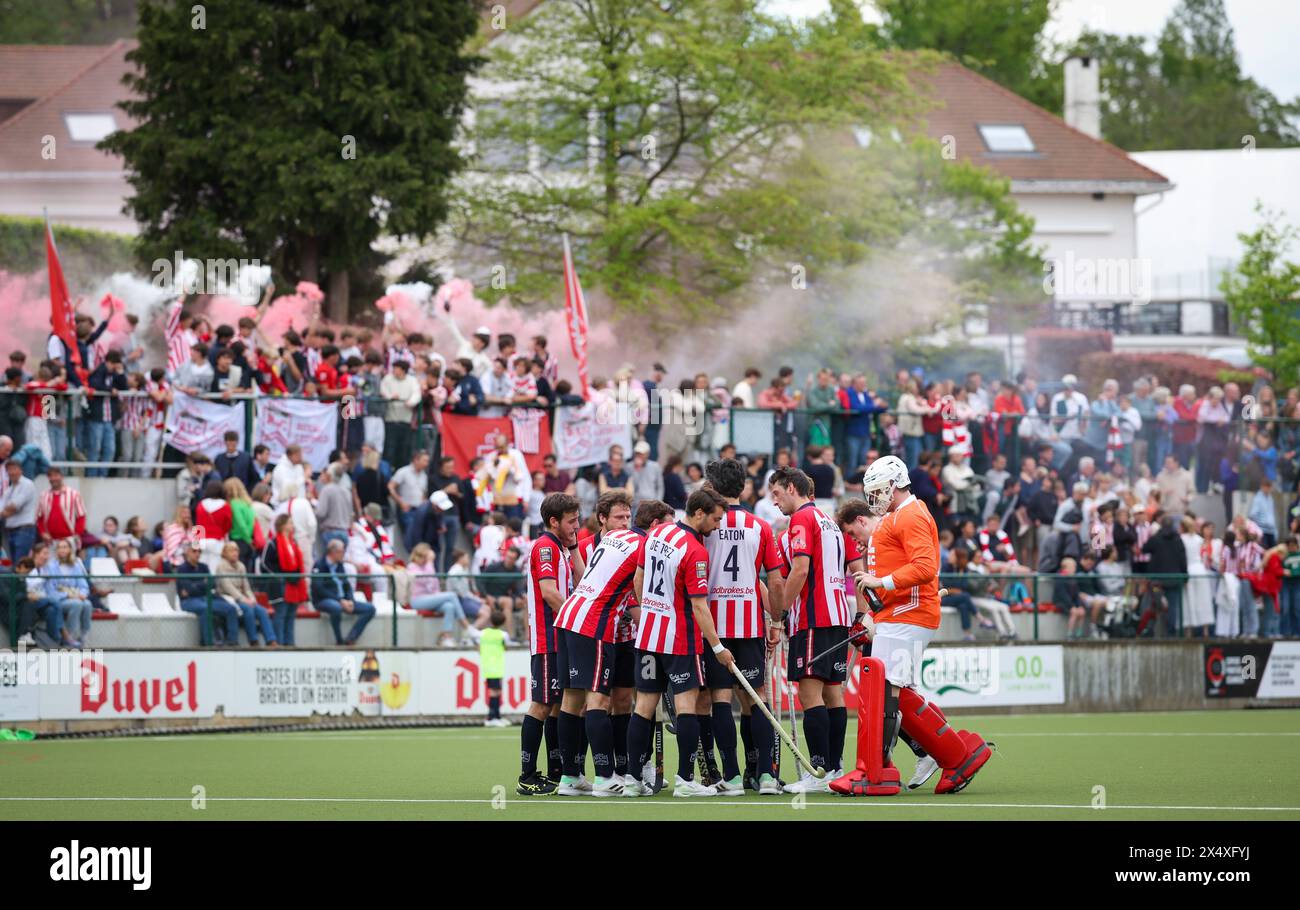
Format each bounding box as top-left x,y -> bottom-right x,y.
0,215 -> 138,283
1077,351 -> 1243,396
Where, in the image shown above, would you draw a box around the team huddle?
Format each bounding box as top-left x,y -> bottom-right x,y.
515,455 -> 993,799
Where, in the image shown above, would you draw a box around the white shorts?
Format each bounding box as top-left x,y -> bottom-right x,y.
871,622 -> 935,688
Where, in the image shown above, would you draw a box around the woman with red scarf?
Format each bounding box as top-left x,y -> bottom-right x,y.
261,513 -> 308,646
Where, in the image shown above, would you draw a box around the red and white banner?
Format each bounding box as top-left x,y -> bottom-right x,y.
561,233 -> 591,400
440,412 -> 551,476
254,396 -> 338,471
0,648 -> 531,721
163,392 -> 247,457
552,401 -> 632,470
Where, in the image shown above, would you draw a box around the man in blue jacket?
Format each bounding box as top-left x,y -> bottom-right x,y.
311,539 -> 376,645
839,374 -> 885,474
176,542 -> 241,646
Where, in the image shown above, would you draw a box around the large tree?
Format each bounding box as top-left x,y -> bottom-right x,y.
102,0 -> 481,319
1070,0 -> 1300,150
451,0 -> 1039,329
873,0 -> 1059,111
1221,205 -> 1300,384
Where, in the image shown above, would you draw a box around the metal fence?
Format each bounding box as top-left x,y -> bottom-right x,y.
0,570 -> 529,649
4,386 -> 1294,482
5,567 -> 1287,649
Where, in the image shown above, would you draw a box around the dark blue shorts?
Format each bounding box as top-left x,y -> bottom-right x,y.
788,626 -> 850,684
561,628 -> 615,695
612,640 -> 636,689
703,637 -> 766,690
635,649 -> 705,696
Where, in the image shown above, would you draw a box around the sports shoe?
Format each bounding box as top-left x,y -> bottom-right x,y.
714,775 -> 745,795
556,775 -> 585,796
621,776 -> 652,797
757,773 -> 783,795
589,776 -> 624,798
782,771 -> 832,793
16,633 -> 35,646
699,762 -> 722,788
672,775 -> 719,798
516,773 -> 557,796
907,755 -> 940,790
574,774 -> 593,793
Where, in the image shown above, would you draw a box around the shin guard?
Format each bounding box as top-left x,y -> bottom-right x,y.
829,656 -> 900,796
897,688 -> 966,769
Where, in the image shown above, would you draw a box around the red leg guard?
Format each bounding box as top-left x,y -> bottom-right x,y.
830,656 -> 899,796
934,730 -> 992,794
897,688 -> 966,769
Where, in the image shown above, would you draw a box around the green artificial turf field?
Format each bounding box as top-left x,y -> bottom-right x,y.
2,709 -> 1298,821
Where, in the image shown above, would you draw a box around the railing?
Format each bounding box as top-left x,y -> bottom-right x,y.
5,568 -> 1289,649
0,570 -> 528,649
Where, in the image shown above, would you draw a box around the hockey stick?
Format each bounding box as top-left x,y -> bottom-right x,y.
653,699 -> 666,794
729,657 -> 823,778
768,637 -> 782,781
807,587 -> 949,665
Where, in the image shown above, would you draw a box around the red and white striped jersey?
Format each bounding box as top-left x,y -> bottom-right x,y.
526,531 -> 574,655
635,522 -> 710,655
784,502 -> 852,632
706,505 -> 782,639
556,529 -> 644,643
578,530 -> 638,643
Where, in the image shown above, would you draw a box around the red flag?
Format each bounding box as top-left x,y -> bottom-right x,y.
561,233 -> 591,400
441,412 -> 551,476
46,216 -> 86,385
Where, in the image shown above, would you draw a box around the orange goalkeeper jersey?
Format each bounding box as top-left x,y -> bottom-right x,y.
865,494 -> 942,629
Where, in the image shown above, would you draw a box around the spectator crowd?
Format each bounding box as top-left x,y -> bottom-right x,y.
1,298 -> 1298,648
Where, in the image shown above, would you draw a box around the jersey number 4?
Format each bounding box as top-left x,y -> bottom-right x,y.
723,545 -> 740,582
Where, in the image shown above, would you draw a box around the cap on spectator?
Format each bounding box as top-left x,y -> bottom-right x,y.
711,376 -> 726,388
430,491 -> 454,511
1062,374 -> 1078,387
633,440 -> 651,455
475,325 -> 491,337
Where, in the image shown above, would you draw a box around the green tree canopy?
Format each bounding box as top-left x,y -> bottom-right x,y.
1221,205 -> 1300,384
874,0 -> 1059,110
101,0 -> 481,319
452,0 -> 1039,331
1069,0 -> 1300,150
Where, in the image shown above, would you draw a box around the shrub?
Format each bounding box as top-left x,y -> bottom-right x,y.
1077,351 -> 1239,396
0,215 -> 138,282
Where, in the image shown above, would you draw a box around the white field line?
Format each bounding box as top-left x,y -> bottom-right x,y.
0,795 -> 1298,812
28,730 -> 1300,744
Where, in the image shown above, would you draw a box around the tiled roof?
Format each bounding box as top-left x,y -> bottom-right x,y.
910,61 -> 1170,189
0,40 -> 136,173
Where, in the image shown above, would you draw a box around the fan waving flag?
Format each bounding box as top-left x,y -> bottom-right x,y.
561,233 -> 591,400
45,214 -> 87,386
165,298 -> 190,374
